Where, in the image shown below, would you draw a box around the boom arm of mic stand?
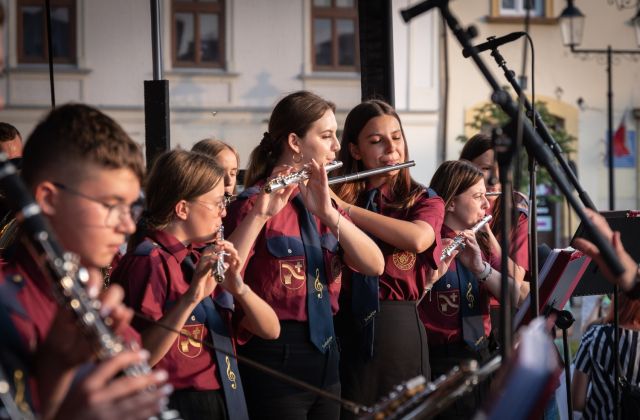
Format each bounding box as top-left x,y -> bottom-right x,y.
488,47 -> 597,210
434,1 -> 624,278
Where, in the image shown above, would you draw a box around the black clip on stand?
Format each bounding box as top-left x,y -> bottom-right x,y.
545,306 -> 575,420
400,0 -> 626,362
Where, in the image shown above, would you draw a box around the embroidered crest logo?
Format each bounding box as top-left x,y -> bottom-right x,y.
178,324 -> 204,358
330,255 -> 342,283
392,249 -> 416,271
280,259 -> 306,290
437,290 -> 460,316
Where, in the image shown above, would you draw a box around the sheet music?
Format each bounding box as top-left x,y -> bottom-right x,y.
513,247 -> 589,330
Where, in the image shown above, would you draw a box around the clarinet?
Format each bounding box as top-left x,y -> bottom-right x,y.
0,155 -> 181,420
364,356 -> 501,420
263,160 -> 343,193
212,226 -> 229,283
0,362 -> 34,420
440,215 -> 493,261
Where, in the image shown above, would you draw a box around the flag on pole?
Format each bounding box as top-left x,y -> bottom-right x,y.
613,110 -> 631,157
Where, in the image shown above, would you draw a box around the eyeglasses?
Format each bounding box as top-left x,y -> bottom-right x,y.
192,199 -> 227,213
53,182 -> 144,227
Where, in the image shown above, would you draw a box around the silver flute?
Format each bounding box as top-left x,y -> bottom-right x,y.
213,225 -> 229,283
440,215 -> 493,261
263,160 -> 344,193
327,161 -> 415,185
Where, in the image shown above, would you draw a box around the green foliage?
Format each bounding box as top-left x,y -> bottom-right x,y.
458,98 -> 576,192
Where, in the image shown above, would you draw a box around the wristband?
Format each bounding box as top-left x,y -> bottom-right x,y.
477,261 -> 492,282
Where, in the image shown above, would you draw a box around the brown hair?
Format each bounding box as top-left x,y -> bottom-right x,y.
130,150 -> 224,248
0,122 -> 21,142
192,138 -> 240,166
460,133 -> 493,162
605,293 -> 640,326
333,99 -> 423,210
244,91 -> 336,187
22,104 -> 144,188
459,132 -> 514,241
429,160 -> 490,254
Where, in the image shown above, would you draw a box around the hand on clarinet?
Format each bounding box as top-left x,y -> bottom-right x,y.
192,240 -> 248,300
188,245 -> 223,303
41,272 -> 133,368
54,349 -> 173,420
572,208 -> 638,291
217,240 -> 251,298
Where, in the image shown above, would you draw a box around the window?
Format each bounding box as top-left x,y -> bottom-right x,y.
17,0 -> 76,64
172,0 -> 225,68
489,0 -> 555,22
312,0 -> 359,71
499,0 -> 544,16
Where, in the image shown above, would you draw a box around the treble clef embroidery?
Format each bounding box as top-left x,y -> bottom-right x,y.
225,356 -> 237,390
314,268 -> 323,299
466,282 -> 475,309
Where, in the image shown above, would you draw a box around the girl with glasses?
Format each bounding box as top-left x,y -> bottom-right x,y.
111,149 -> 280,420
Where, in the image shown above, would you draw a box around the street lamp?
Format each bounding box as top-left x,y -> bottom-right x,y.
559,0 -> 640,211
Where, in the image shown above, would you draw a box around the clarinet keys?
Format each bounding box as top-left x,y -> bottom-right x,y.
213,226 -> 229,283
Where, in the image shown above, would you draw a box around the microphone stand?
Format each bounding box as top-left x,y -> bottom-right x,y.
493,127 -> 515,358
401,0 -> 626,360
488,47 -> 597,211
489,46 -> 543,320
488,45 -> 600,323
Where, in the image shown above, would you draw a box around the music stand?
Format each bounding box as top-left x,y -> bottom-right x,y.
571,210 -> 640,297
484,317 -> 562,420
514,249 -> 591,331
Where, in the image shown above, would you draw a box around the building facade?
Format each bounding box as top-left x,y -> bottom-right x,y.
0,0 -> 442,186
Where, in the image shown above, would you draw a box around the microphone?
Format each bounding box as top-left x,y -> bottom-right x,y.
461,32 -> 526,58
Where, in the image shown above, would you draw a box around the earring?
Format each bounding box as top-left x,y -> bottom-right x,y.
292,152 -> 303,164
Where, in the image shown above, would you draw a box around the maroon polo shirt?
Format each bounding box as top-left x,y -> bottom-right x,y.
341,185 -> 445,302
110,229 -> 235,391
224,189 -> 346,323
509,212 -> 530,270
418,225 -> 496,347
488,192 -> 530,307
0,244 -> 141,411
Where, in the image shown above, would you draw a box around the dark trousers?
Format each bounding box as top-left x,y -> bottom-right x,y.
168,389 -> 227,420
429,342 -> 494,419
336,300 -> 430,419
238,321 -> 341,420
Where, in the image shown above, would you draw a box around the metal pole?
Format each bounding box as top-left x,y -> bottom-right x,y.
562,325 -> 574,420
614,285 -> 620,420
150,0 -> 163,80
529,156 -> 539,317
44,0 -> 56,108
607,46 -> 614,211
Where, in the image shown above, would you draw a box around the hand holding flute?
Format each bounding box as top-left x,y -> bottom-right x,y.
440,215 -> 492,261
